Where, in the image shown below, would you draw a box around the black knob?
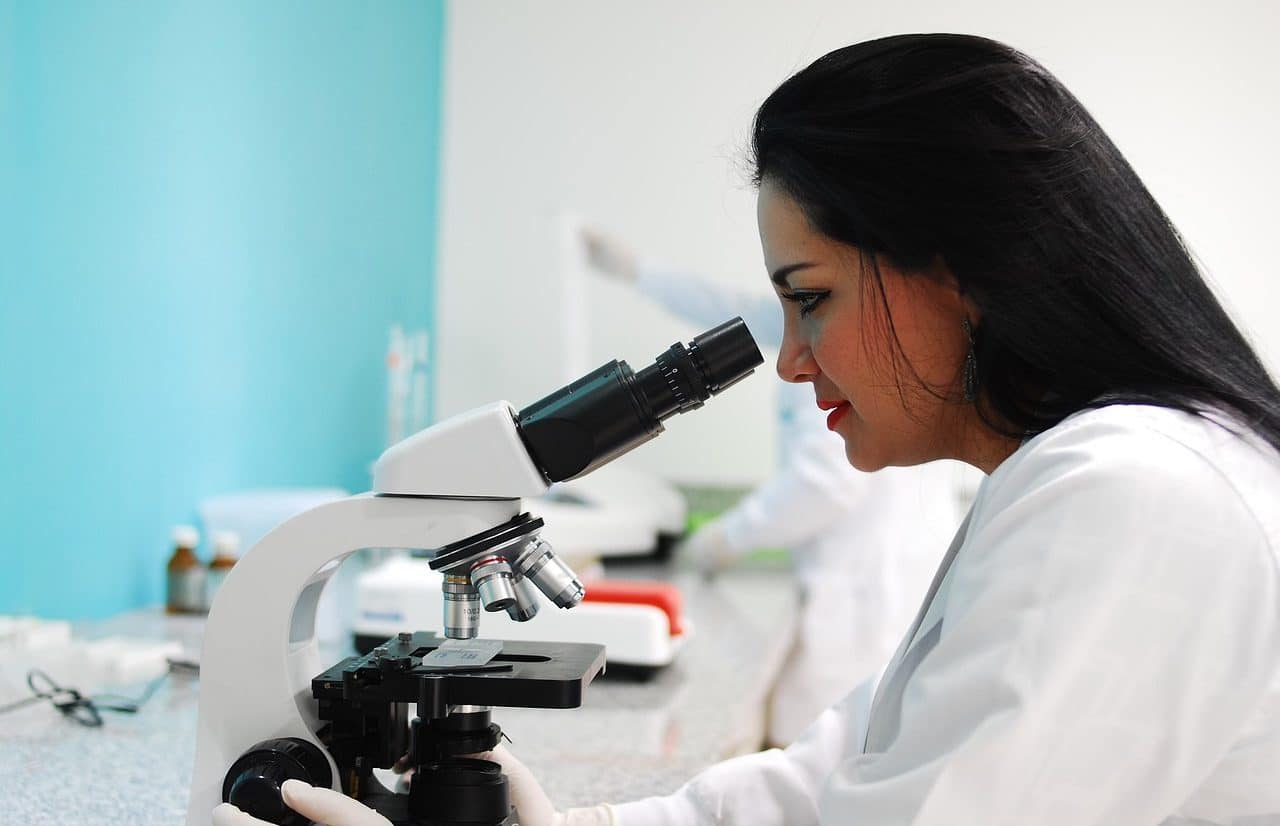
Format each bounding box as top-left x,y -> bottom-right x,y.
222,738 -> 334,826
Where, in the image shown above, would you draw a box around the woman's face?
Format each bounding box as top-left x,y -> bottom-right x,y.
757,179 -> 973,471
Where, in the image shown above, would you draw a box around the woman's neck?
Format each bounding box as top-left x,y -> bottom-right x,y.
954,408 -> 1023,474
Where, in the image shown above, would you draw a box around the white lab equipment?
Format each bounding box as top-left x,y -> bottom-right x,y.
609,405 -> 1280,825
186,320 -> 763,826
354,554 -> 688,670
0,615 -> 181,709
627,261 -> 969,744
538,462 -> 688,556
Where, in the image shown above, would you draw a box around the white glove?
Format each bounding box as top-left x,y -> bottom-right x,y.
675,517 -> 738,576
479,745 -> 614,826
579,226 -> 639,284
211,779 -> 392,826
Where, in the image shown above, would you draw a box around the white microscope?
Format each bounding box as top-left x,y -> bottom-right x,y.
186,318 -> 762,826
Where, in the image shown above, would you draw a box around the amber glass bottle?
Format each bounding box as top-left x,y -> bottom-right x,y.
166,525 -> 205,614
205,531 -> 240,610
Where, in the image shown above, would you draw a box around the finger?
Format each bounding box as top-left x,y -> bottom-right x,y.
478,744 -> 512,766
211,803 -> 271,826
281,779 -> 393,826
389,754 -> 416,793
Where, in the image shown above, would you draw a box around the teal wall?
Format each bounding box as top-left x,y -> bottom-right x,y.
0,1 -> 446,619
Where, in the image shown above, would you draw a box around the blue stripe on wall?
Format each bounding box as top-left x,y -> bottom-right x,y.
0,1 -> 446,619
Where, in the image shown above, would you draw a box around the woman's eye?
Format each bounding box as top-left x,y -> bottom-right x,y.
783,290 -> 829,318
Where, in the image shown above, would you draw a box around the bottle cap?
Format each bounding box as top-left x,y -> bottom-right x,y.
172,525 -> 199,549
212,531 -> 241,558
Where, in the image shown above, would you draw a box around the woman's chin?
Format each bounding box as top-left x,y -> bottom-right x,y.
843,441 -> 886,473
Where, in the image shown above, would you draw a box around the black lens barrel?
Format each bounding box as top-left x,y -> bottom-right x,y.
689,318 -> 765,394
515,317 -> 762,483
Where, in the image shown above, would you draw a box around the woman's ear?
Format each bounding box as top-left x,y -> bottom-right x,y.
924,255 -> 975,323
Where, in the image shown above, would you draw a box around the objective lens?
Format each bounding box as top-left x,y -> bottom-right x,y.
442,574 -> 480,639
511,538 -> 584,609
505,573 -> 541,622
468,557 -> 516,613
516,317 -> 763,482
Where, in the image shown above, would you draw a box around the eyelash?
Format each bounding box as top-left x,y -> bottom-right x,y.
782,290 -> 829,318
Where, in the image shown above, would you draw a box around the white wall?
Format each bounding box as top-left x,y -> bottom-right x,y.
437,0 -> 1280,486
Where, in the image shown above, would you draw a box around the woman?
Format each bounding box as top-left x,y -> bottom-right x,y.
216,33 -> 1280,826
578,225 -> 966,747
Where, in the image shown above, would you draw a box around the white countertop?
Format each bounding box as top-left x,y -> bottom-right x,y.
0,564 -> 796,822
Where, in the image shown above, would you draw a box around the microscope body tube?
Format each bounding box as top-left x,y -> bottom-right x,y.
516,317 -> 762,483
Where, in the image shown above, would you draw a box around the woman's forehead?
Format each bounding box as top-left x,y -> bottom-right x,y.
759,184 -> 829,259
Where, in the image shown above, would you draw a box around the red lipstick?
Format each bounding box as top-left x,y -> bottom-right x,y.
817,399 -> 851,431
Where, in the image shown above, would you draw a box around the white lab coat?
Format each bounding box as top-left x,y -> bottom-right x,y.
635,268 -> 965,744
613,404 -> 1280,825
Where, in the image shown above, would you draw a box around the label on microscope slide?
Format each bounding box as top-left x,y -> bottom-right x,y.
420,638 -> 503,669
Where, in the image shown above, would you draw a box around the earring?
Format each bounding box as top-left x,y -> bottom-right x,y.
962,318 -> 978,402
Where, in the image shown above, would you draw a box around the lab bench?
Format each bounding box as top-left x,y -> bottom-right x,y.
0,565 -> 796,823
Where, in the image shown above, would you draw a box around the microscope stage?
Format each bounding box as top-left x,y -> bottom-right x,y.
312,632 -> 606,715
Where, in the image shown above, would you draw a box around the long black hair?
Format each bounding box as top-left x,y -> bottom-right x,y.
751,33 -> 1280,454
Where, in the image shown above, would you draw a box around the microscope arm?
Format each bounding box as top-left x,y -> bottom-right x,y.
189,494 -> 530,824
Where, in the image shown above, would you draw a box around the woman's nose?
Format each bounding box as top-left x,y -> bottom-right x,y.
776,335 -> 817,384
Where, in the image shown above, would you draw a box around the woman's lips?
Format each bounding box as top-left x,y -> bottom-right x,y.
817,400 -> 852,431
826,403 -> 851,431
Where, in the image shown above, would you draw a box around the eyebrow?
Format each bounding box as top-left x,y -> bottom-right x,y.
770,262 -> 817,287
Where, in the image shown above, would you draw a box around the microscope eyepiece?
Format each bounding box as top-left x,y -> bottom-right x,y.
515,317 -> 763,483
687,318 -> 767,394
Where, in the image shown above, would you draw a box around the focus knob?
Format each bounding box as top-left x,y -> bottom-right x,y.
222,738 -> 333,826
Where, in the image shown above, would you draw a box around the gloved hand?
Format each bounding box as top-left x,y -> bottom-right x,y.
211,779 -> 392,826
579,226 -> 639,284
478,745 -> 613,826
675,517 -> 738,577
